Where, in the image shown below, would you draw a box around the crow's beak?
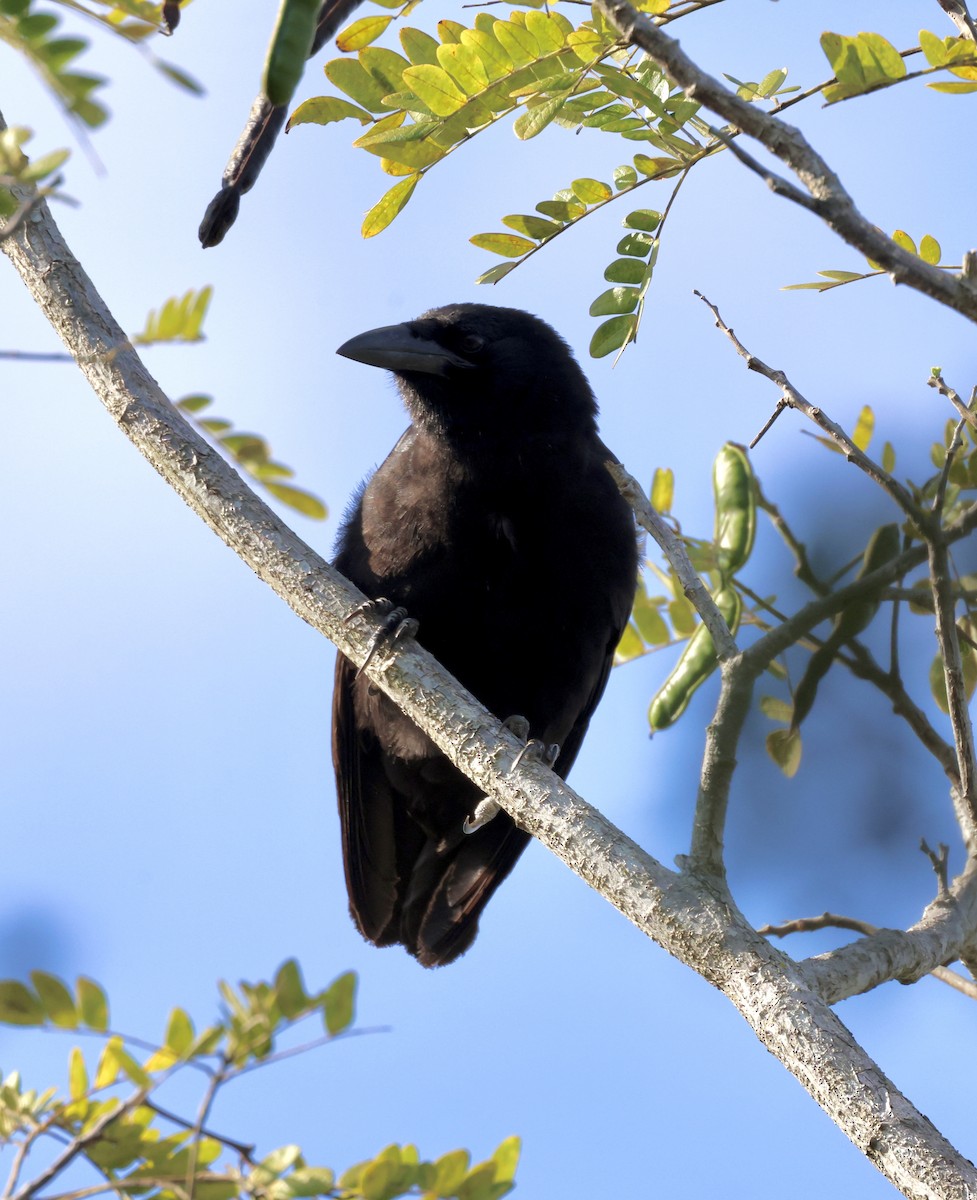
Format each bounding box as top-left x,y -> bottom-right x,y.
337,323 -> 474,377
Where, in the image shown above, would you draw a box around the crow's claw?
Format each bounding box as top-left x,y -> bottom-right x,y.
462,719 -> 559,835
348,598 -> 419,680
511,738 -> 560,771
463,798 -> 501,834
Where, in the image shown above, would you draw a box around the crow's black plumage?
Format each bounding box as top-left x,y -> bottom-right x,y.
332,303 -> 637,967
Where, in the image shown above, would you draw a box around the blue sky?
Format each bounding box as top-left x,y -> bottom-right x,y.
2,2 -> 976,1196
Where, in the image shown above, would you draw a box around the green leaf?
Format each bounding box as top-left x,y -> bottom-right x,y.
892,228 -> 917,255
603,257 -> 646,285
475,261 -> 520,285
322,971 -> 356,1036
285,1167 -> 337,1197
524,10 -> 565,53
851,405 -> 874,451
929,79 -> 977,93
434,1150 -> 470,1196
589,314 -> 637,358
513,94 -> 567,139
571,177 -> 612,204
589,286 -> 639,316
490,1137 -> 521,1185
164,1007 -> 194,1056
459,28 -> 512,81
402,63 -> 468,114
263,483 -> 327,519
69,1046 -> 89,1100
274,960 -> 307,1018
288,96 -> 372,128
436,43 -> 489,92
919,233 -> 941,264
613,164 -> 638,189
492,19 -> 538,67
324,58 -> 391,113
632,153 -> 683,179
919,28 -> 949,67
624,209 -> 661,232
760,695 -> 793,723
31,971 -> 78,1029
77,977 -> 109,1031
501,213 -> 561,240
757,67 -> 787,97
337,15 -> 393,52
766,727 -> 802,777
401,26 -> 441,66
470,232 -> 535,258
535,198 -> 584,221
0,980 -> 44,1026
362,174 -> 420,237
882,441 -> 896,473
615,621 -> 644,664
177,394 -> 212,414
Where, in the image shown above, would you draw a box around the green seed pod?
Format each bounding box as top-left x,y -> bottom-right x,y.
713,442 -> 756,575
649,587 -> 741,731
263,0 -> 319,108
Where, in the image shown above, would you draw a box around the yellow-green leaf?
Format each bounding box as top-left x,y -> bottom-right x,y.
0,981 -> 43,1026
571,177 -> 611,204
31,971 -> 77,1029
651,467 -> 674,512
69,1047 -> 88,1100
892,228 -> 917,255
323,971 -> 356,1036
470,232 -> 535,257
436,43 -> 489,92
524,10 -> 565,53
766,727 -> 802,777
402,63 -> 467,114
336,15 -> 392,52
362,174 -> 420,237
492,19 -> 538,67
77,977 -> 109,1031
919,233 -> 941,264
852,405 -> 874,451
287,96 -> 371,128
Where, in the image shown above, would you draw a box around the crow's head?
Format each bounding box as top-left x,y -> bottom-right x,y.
337,303 -> 598,442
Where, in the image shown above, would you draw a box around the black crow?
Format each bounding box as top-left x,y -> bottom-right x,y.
332,303 -> 637,966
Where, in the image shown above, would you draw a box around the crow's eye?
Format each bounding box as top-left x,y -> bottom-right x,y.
460,333 -> 486,355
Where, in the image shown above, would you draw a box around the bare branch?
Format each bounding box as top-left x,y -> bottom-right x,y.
936,0 -> 977,42
928,372 -> 977,431
762,911 -> 977,1000
695,291 -> 923,524
802,858 -> 977,1005
927,534 -> 977,845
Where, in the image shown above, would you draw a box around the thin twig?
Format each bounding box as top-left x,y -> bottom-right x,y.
928,371 -> 977,431
695,290 -> 924,525
761,911 -> 977,1000
920,839 -> 951,894
9,1090 -> 150,1200
143,1102 -> 256,1161
927,534 -> 977,847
